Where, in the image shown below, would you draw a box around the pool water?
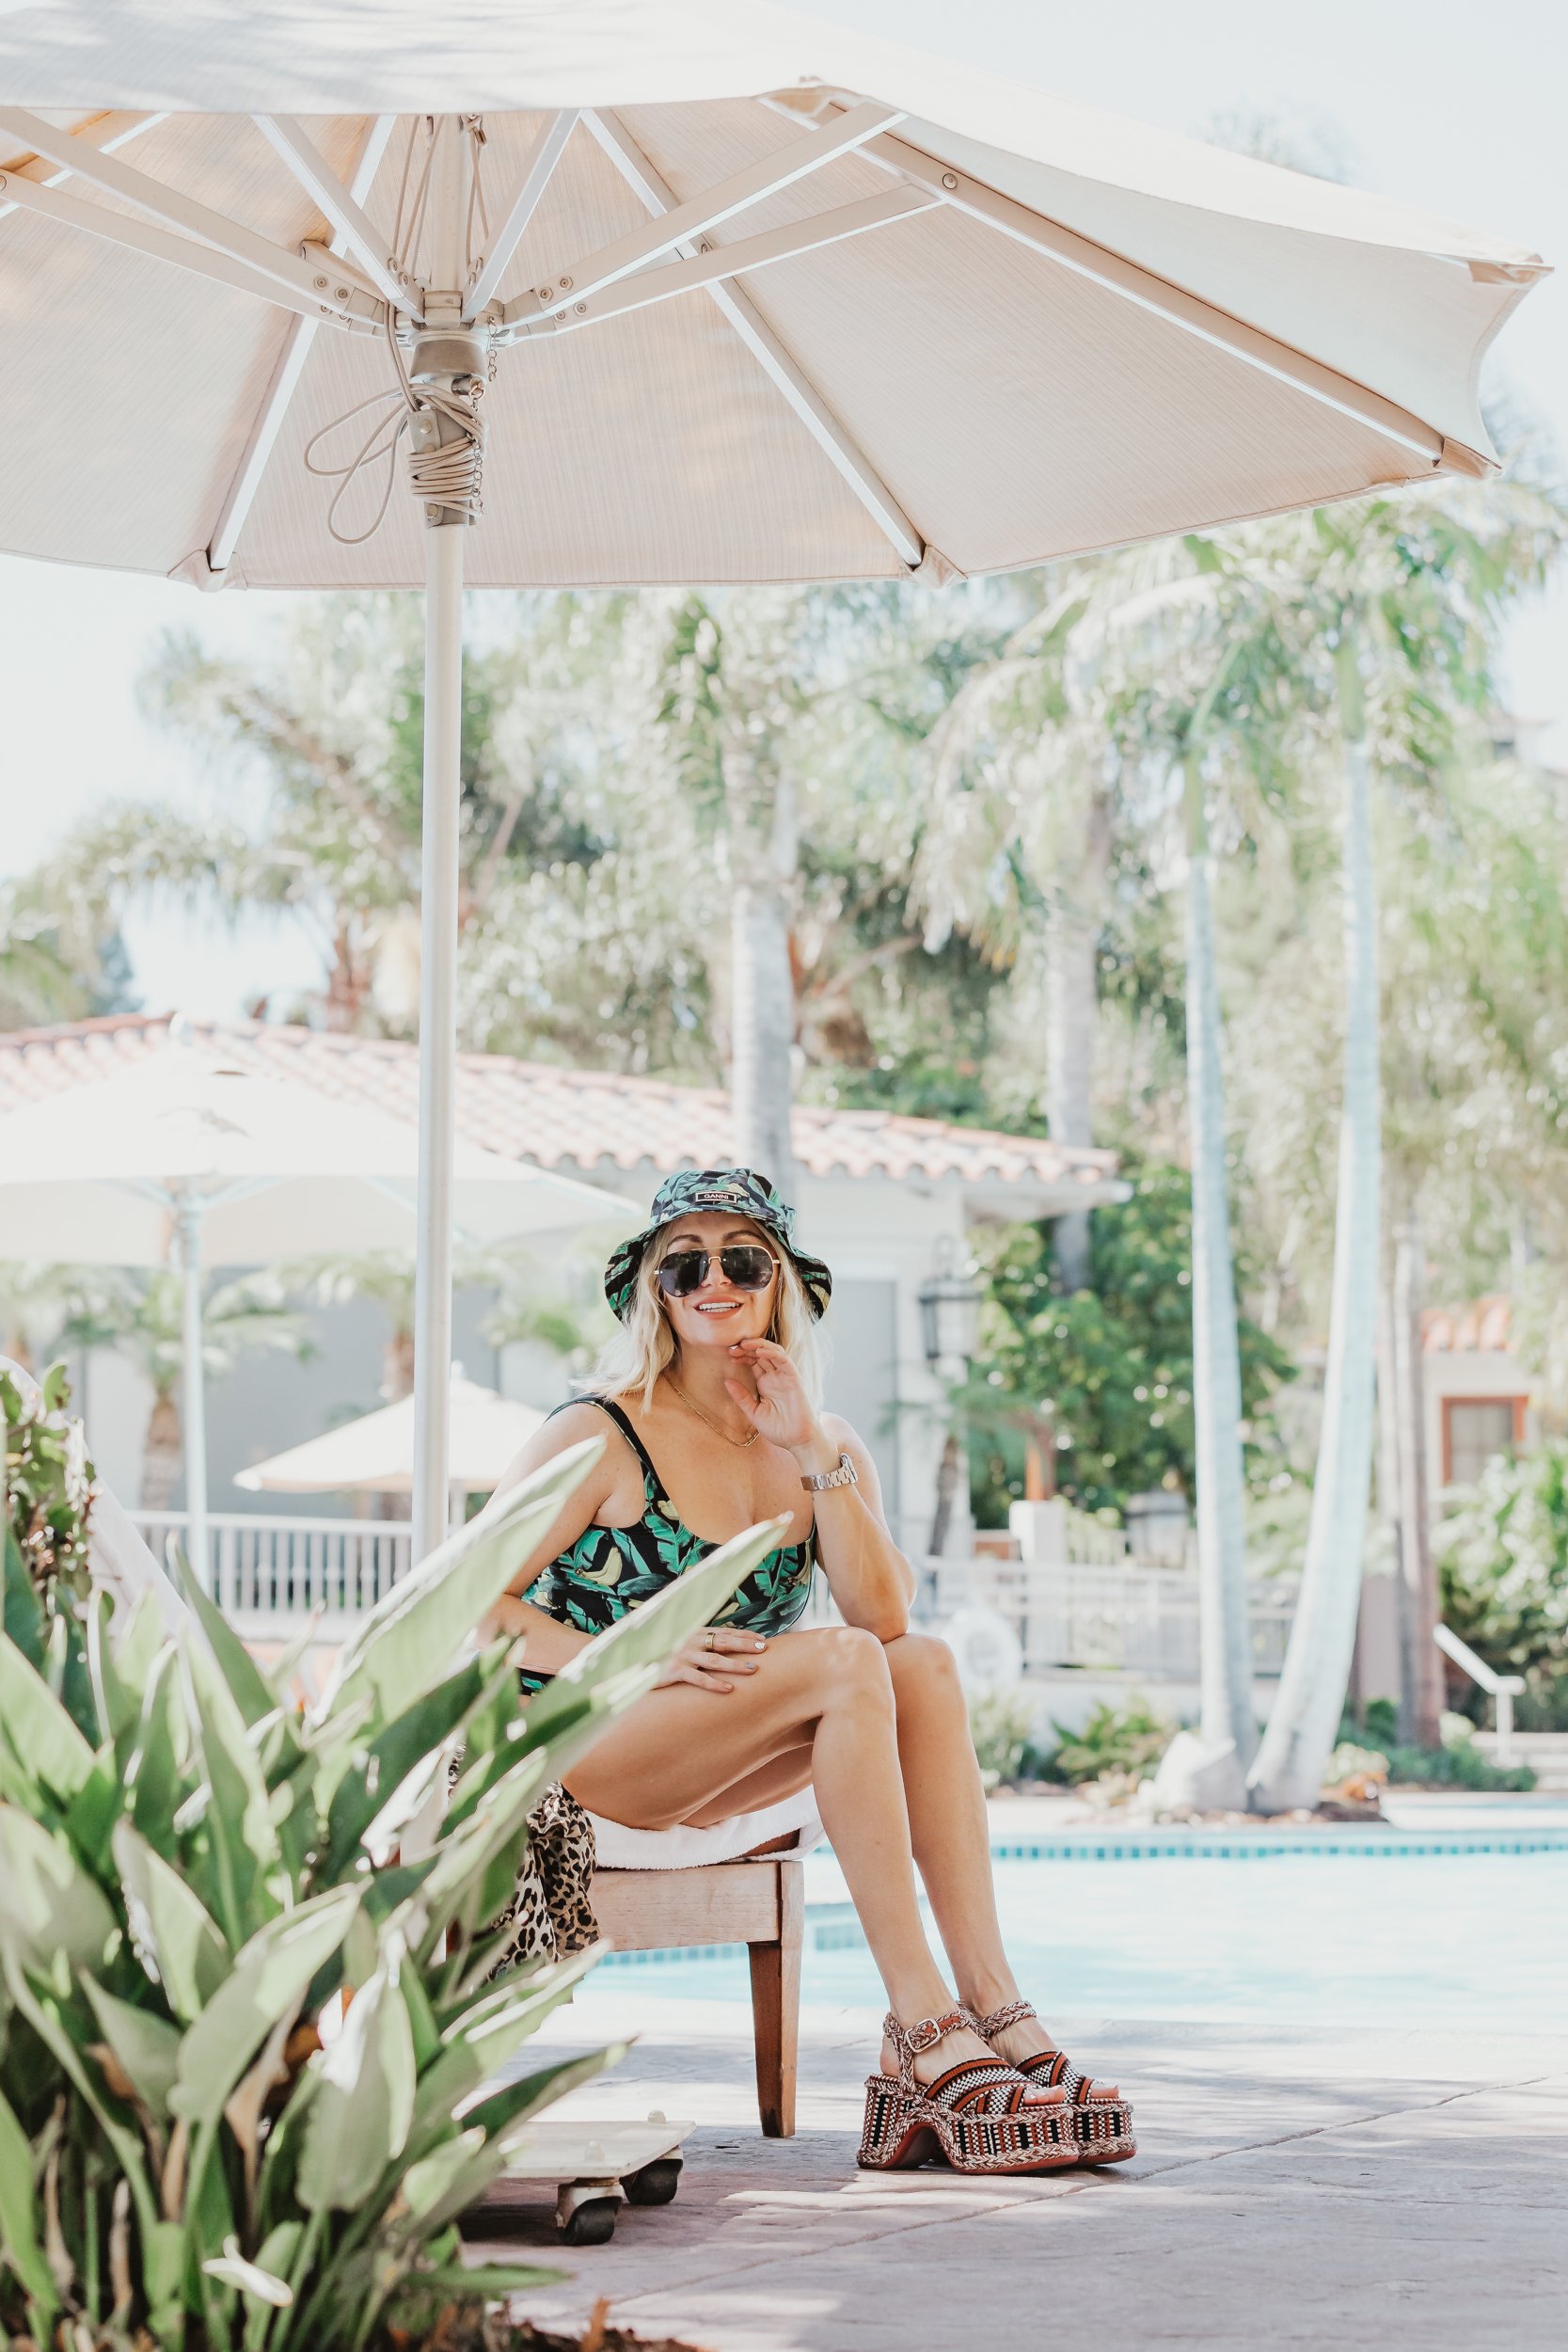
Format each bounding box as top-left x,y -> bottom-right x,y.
600,1851 -> 1568,2032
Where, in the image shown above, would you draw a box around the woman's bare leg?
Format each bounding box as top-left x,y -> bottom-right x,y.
564,1626 -> 1043,2091
682,1745 -> 813,1827
883,1632 -> 1103,2079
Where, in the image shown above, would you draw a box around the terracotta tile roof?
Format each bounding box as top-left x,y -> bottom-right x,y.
1422,1297 -> 1513,1354
0,1014 -> 1123,1203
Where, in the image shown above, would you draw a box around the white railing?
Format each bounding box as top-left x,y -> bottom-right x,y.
131,1510 -> 412,1624
921,1554 -> 1296,1680
1434,1623 -> 1526,1764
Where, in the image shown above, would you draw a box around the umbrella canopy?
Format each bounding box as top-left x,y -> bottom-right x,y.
234,1371 -> 546,1496
0,1 -> 1546,1561
0,1041 -> 626,1263
0,3 -> 1544,589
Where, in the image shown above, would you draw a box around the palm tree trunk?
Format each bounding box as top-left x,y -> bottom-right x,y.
1392,1214 -> 1443,1748
1183,755 -> 1256,1786
140,1386 -> 183,1512
727,760 -> 799,1199
1249,639 -> 1381,1811
1046,804 -> 1109,1295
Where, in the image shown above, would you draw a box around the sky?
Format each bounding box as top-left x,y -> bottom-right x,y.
1,0 -> 1563,1021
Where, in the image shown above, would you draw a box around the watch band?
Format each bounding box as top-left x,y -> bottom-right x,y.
800,1451 -> 858,1492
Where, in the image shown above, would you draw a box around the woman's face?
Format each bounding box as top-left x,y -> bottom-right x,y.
654,1213 -> 780,1357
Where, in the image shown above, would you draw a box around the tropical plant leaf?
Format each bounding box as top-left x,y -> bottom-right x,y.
322,1647 -> 507,1878
113,1821 -> 230,2023
466,2042 -> 628,2153
0,1628 -> 96,1805
202,2233 -> 293,2306
296,1954 -> 417,2211
171,1548 -> 278,1730
409,1949 -> 599,2149
0,1804 -> 118,1974
1,1524 -> 46,1672
318,1440 -> 601,1733
0,2081 -> 57,2322
124,1645 -> 188,1850
168,1888 -> 361,2128
81,1975 -> 182,2118
184,1636 -> 283,1945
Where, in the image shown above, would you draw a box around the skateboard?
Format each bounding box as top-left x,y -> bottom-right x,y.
462,2111 -> 696,2247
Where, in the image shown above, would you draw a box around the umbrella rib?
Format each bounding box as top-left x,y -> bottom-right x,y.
0,104 -> 385,330
0,108 -> 162,222
209,114 -> 399,577
0,163 -> 378,329
498,185 -> 939,340
252,116 -> 414,315
535,98 -> 902,313
464,108 -> 579,318
583,109 -> 927,572
847,115 -> 1450,469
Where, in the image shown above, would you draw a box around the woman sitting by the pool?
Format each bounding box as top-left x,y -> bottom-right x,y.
483,1167 -> 1133,2175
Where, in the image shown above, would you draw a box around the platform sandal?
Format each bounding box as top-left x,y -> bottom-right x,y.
969,2000 -> 1135,2164
859,2009 -> 1078,2174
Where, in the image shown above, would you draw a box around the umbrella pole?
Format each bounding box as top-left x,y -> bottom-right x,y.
411,118 -> 471,1567
411,505 -> 466,1565
177,1191 -> 210,1590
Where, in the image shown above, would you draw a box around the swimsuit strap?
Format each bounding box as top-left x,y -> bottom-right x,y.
578,1395 -> 662,1494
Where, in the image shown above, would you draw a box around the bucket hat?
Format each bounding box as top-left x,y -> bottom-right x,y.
604,1168 -> 832,1323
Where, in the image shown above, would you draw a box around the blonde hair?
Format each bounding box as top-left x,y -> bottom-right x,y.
585,1217 -> 825,1412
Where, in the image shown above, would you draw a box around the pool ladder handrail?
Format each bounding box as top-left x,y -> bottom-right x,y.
1434,1624 -> 1526,1763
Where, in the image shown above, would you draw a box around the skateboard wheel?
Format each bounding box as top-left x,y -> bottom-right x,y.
561,2197 -> 619,2247
625,2156 -> 683,2206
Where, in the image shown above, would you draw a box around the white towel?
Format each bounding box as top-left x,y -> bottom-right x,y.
587,1786 -> 824,1870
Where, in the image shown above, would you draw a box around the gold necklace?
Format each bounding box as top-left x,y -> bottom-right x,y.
669,1377 -> 758,1449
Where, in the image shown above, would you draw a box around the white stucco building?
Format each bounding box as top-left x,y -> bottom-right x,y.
0,1013 -> 1125,1562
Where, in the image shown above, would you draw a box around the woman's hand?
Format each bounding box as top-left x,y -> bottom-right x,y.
725,1337 -> 837,1468
653,1626 -> 768,1695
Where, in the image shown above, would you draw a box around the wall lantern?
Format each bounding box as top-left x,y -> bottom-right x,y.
918,1238 -> 984,1370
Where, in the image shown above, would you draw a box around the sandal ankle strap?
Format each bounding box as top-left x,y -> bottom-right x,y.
883,2008 -> 971,2086
970,1998 -> 1037,2040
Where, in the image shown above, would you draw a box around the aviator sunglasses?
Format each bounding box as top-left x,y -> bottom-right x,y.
656,1243 -> 779,1298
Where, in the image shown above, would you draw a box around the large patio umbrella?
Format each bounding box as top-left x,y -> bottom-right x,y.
0,1039 -> 619,1576
0,2 -> 1545,1560
235,1370 -> 546,1518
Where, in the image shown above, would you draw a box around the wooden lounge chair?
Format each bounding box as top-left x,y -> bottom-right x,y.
591,1855 -> 803,2137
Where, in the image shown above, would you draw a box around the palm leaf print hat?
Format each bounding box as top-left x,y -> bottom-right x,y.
604,1168 -> 833,1323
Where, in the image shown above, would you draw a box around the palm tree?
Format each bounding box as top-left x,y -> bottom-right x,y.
1247,482 -> 1567,1808
923,550 -> 1277,1779
57,1268 -> 309,1510
915,586 -> 1108,1291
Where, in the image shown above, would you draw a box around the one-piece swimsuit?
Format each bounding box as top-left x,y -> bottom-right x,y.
516,1396 -> 817,1693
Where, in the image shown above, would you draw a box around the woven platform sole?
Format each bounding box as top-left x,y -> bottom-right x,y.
1009,2046 -> 1135,2165
858,2074 -> 1078,2174
1070,2099 -> 1136,2164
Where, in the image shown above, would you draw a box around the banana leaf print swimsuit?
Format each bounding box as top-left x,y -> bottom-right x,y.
516,1396 -> 817,1694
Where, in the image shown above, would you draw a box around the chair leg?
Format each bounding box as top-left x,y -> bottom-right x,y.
746,1858 -> 802,2137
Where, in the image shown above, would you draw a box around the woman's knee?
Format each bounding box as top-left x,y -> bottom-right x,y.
815,1624 -> 896,1708
884,1630 -> 965,1705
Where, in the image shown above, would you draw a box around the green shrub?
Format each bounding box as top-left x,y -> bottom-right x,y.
1435,1441 -> 1568,1723
1337,1693 -> 1536,1791
967,1692 -> 1036,1789
0,1368 -> 778,2351
1046,1698 -> 1174,1787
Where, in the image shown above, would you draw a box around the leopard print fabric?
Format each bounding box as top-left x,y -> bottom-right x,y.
483,1781 -> 601,1977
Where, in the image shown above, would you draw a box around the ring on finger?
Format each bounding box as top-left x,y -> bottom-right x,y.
704,1629 -> 716,1650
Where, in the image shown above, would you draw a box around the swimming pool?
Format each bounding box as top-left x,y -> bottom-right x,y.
598,1836 -> 1568,2033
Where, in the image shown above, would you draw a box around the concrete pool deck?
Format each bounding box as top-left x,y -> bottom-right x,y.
485,1990 -> 1568,2351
